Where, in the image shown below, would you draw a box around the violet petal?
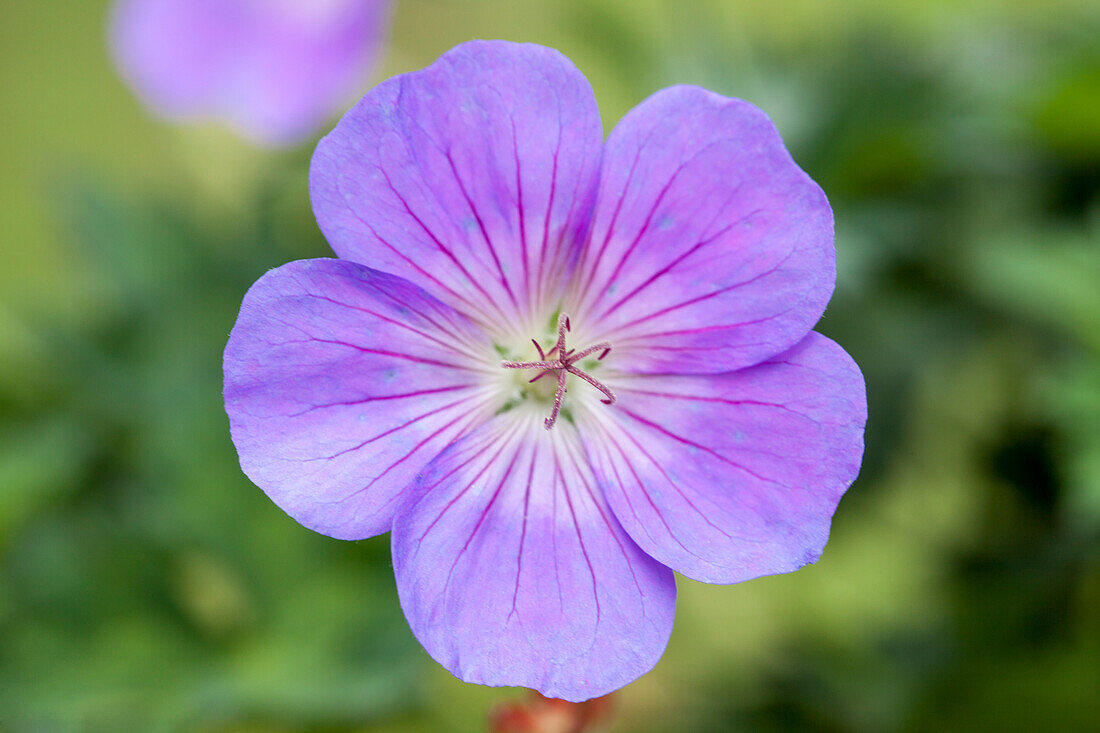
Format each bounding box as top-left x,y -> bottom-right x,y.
310,40 -> 603,327
573,86 -> 835,373
585,333 -> 866,584
111,0 -> 390,146
223,258 -> 491,539
392,418 -> 676,702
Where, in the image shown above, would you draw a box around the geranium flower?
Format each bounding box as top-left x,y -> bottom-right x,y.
224,41 -> 867,701
109,0 -> 391,146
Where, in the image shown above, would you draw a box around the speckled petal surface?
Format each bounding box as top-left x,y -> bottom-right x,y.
223,258 -> 492,539
310,40 -> 603,330
584,333 -> 866,583
392,418 -> 676,702
573,86 -> 835,373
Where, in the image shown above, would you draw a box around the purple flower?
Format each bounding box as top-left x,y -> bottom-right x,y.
109,0 -> 390,146
224,41 -> 867,700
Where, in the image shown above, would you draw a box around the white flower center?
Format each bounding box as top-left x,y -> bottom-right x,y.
499,313 -> 615,430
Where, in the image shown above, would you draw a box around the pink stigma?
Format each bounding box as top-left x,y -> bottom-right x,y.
501,313 -> 615,430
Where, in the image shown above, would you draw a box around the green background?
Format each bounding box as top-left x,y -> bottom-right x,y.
2,0 -> 1098,730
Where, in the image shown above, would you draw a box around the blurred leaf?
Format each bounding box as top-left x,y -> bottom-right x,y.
961,227 -> 1100,352
1038,360 -> 1100,528
0,417 -> 90,540
1032,62 -> 1100,162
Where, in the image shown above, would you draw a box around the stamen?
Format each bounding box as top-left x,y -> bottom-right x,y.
500,312 -> 617,429
565,364 -> 616,405
566,342 -> 611,363
544,368 -> 568,430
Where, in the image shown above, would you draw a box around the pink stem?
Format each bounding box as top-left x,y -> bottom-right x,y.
544,368 -> 569,430
565,364 -> 616,405
566,342 -> 611,363
502,359 -> 558,370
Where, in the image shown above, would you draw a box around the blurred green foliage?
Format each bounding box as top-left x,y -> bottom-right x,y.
1,0 -> 1098,731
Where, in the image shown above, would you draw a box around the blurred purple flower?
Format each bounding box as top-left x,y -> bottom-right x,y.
224,41 -> 867,700
109,0 -> 390,146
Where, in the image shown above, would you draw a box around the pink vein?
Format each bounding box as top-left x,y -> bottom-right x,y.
593,165 -> 685,296
304,294 -> 481,363
376,165 -> 512,324
557,452 -> 601,626
321,411 -> 481,507
417,431 -> 513,542
511,116 -> 530,314
508,441 -> 538,622
313,398 -> 470,461
619,407 -> 781,486
616,387 -> 804,417
607,285 -> 794,341
440,446 -> 523,609
443,149 -> 520,311
563,444 -> 645,600
594,207 -> 760,321
577,124 -> 655,294
536,113 -> 563,316
336,178 -> 489,324
307,338 -> 477,371
603,417 -> 736,540
286,384 -> 473,417
588,418 -> 718,559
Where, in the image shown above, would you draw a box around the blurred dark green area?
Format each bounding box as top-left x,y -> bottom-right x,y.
2,0 -> 1099,730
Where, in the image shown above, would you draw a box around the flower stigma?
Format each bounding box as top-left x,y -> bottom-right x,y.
501,312 -> 615,430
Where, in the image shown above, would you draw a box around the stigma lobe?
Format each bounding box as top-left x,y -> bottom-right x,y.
501,313 -> 615,429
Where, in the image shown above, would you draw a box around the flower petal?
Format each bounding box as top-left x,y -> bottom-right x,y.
573,86 -> 834,373
392,418 -> 676,702
311,40 -> 603,330
583,333 -> 866,584
111,0 -> 237,118
223,258 -> 493,540
111,0 -> 389,145
221,0 -> 390,146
